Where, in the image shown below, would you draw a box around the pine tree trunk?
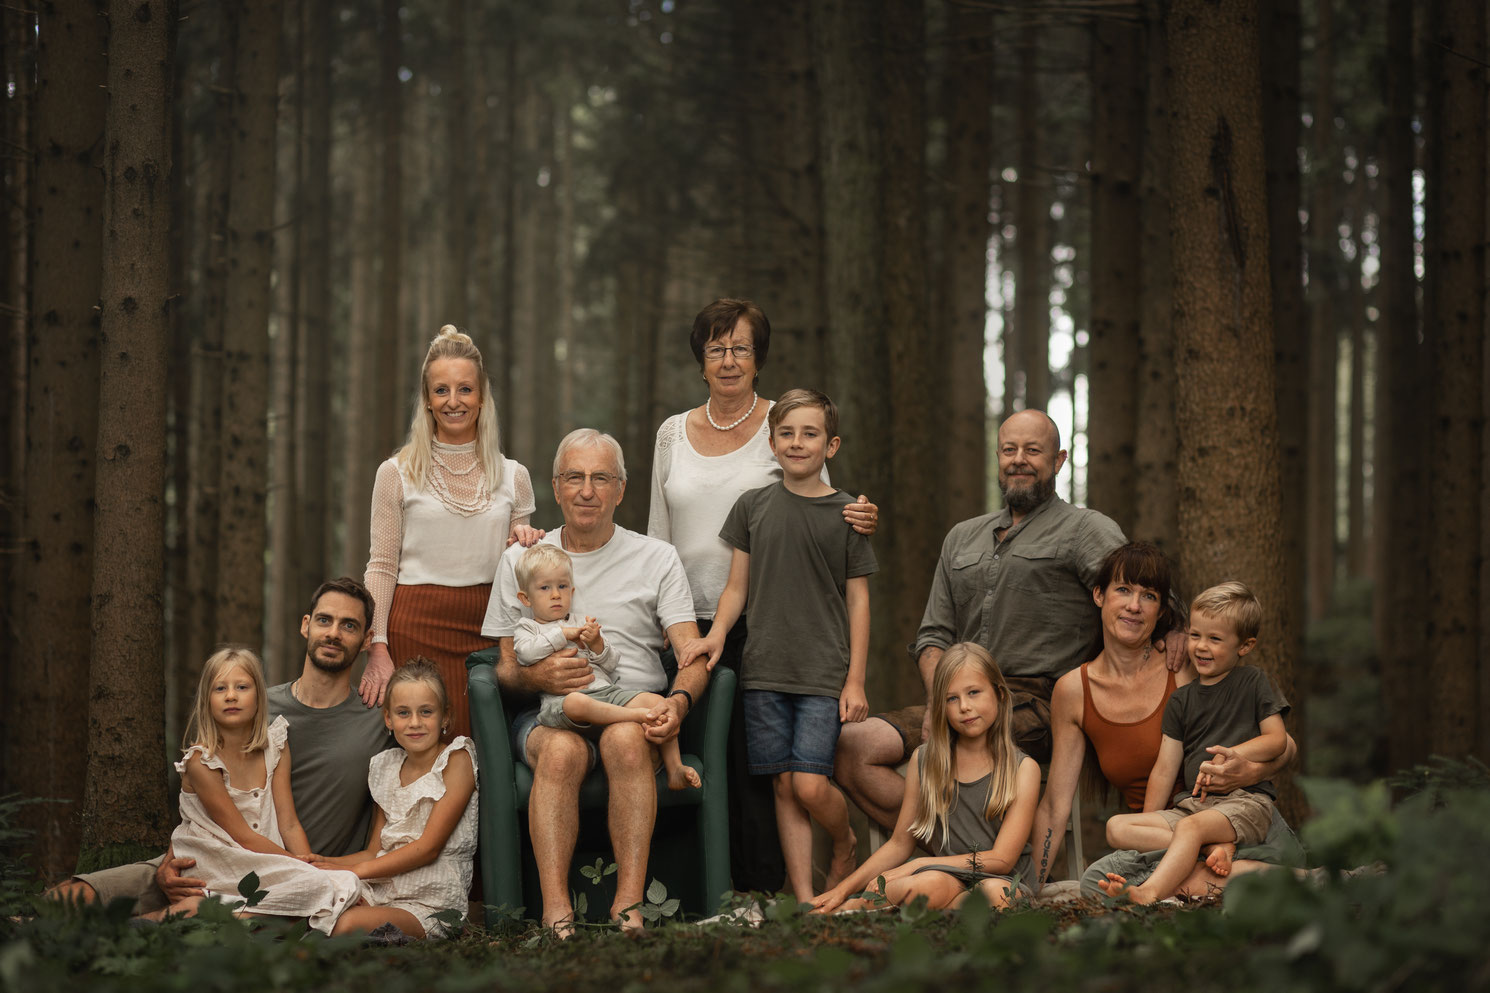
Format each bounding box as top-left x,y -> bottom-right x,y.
18,0 -> 106,877
937,0 -> 993,523
737,0 -> 827,390
1259,0 -> 1306,728
1304,0 -> 1336,621
1167,0 -> 1299,819
1345,178 -> 1368,579
377,0 -> 403,456
1086,10 -> 1144,534
267,0 -> 299,681
215,0 -> 283,649
443,0 -> 470,326
81,0 -> 176,865
1424,0 -> 1485,759
186,3 -> 237,681
810,0 -> 899,701
296,0 -> 332,601
1373,0 -> 1429,772
1133,0 -> 1178,553
341,126 -> 376,577
1015,16 -> 1050,410
882,0 -> 940,690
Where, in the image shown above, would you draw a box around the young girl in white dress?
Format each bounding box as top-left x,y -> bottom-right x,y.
811,643 -> 1041,913
312,659 -> 478,939
142,647 -> 362,931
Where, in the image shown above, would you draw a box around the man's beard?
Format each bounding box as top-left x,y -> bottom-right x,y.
998,470 -> 1056,513
309,639 -> 355,674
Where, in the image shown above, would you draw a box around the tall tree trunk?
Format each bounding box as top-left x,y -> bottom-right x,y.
1259,0 -> 1306,728
1086,9 -> 1144,534
1424,0 -> 1485,759
555,72 -> 577,429
186,3 -> 237,689
1304,0 -> 1336,621
1373,0 -> 1429,772
509,78 -> 538,469
937,0 -> 993,523
1015,13 -> 1050,411
810,0 -> 899,702
266,0 -> 300,682
1344,175 -> 1368,579
1133,0 -> 1178,553
17,0 -> 106,877
296,0 -> 332,602
443,0 -> 470,326
1,6 -> 31,799
1167,0 -> 1298,819
377,0 -> 403,456
737,0 -> 827,391
882,0 -> 940,685
216,0 -> 284,650
81,0 -> 176,866
341,133 -> 376,577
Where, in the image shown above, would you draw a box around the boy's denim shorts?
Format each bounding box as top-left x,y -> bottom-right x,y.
743,689 -> 841,776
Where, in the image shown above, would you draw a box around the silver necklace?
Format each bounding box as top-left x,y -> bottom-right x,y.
706,393 -> 758,431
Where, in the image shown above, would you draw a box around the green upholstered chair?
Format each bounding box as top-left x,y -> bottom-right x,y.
465,647 -> 734,924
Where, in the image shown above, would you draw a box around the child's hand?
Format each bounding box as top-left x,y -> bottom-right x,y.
839,684 -> 869,723
506,523 -> 546,548
578,618 -> 603,651
676,636 -> 722,670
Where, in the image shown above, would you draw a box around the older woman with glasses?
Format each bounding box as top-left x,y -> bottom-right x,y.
359,325 -> 541,739
647,298 -> 878,893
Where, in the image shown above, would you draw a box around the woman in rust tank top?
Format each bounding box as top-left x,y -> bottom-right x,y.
1027,542 -> 1296,896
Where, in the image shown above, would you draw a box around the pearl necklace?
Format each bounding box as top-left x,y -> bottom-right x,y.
706,393 -> 758,431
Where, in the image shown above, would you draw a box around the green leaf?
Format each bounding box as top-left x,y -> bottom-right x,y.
646,878 -> 667,904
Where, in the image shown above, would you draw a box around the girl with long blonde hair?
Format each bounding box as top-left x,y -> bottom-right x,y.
811,643 -> 1040,912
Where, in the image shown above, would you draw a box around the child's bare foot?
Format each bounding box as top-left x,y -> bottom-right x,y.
825,832 -> 858,890
1097,871 -> 1155,904
1203,842 -> 1236,877
666,763 -> 702,791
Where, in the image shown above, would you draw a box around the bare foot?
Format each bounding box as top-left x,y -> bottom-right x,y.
667,764 -> 702,791
543,913 -> 577,940
1204,842 -> 1236,877
825,833 -> 858,890
612,905 -> 645,935
1096,871 -> 1154,904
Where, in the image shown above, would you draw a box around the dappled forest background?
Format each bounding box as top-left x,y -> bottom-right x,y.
0,0 -> 1485,879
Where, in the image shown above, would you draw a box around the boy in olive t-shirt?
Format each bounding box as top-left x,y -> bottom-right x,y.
688,389 -> 876,901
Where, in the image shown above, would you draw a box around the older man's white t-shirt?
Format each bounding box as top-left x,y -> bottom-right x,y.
481,525 -> 696,692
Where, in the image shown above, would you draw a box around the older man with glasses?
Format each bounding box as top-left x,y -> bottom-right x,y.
481,428 -> 706,934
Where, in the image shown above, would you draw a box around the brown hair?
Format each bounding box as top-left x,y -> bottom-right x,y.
689,298 -> 771,372
767,388 -> 838,439
307,577 -> 376,630
1093,541 -> 1177,646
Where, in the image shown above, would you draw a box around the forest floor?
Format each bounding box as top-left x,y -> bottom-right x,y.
4,758 -> 1487,993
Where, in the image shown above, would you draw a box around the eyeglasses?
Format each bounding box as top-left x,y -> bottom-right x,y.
556,471 -> 619,490
703,344 -> 755,361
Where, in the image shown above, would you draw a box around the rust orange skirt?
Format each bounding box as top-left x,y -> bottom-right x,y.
387,582 -> 495,741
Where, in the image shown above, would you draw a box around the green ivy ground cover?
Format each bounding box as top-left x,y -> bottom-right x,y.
4,763 -> 1487,993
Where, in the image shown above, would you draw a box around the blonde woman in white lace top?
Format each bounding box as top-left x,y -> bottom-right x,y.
361,325 -> 539,739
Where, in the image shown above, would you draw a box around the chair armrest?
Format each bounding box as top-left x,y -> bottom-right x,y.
466,647 -> 523,912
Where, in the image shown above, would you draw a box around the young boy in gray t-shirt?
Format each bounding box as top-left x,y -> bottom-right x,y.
1098,581 -> 1289,905
685,389 -> 877,902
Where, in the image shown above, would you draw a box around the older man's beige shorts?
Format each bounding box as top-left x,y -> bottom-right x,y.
1159,789 -> 1274,847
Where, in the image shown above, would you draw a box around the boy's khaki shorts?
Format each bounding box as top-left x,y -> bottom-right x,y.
1159,789 -> 1274,847
72,855 -> 168,915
